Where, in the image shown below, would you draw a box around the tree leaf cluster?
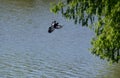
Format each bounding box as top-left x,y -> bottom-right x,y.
91,1 -> 120,63
50,0 -> 120,63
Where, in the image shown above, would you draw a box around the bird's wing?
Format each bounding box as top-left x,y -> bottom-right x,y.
55,25 -> 63,29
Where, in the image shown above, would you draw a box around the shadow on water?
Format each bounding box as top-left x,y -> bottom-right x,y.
0,0 -> 35,7
96,63 -> 120,78
0,0 -> 35,8
0,0 -> 56,8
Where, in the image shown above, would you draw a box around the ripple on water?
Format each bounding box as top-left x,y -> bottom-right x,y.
0,51 -> 102,78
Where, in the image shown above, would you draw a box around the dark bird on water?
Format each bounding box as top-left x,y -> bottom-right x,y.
48,21 -> 63,33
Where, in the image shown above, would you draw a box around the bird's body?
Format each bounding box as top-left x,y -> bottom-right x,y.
48,26 -> 55,33
48,21 -> 63,33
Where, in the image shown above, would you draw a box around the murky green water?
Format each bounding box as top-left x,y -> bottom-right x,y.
0,0 -> 120,78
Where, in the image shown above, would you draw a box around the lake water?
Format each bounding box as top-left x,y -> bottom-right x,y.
0,0 -> 120,78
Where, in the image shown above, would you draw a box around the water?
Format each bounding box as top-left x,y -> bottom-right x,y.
0,0 -> 120,78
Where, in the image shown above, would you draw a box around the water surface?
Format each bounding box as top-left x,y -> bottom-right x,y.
0,0 -> 120,78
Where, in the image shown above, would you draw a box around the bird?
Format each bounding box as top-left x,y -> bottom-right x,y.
48,21 -> 63,33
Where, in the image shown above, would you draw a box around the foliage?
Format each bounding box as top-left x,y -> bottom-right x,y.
50,0 -> 120,63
